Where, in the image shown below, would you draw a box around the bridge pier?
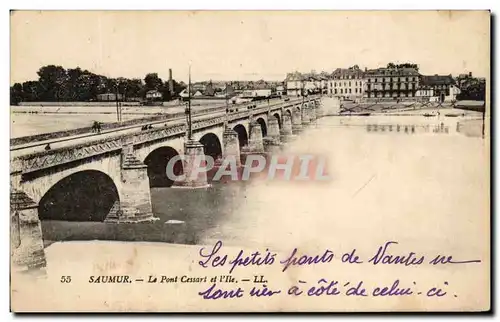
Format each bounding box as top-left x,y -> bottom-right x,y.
222,127 -> 241,167
292,108 -> 303,134
315,100 -> 323,118
309,102 -> 317,121
174,140 -> 210,188
10,190 -> 46,272
265,117 -> 281,146
281,114 -> 294,141
246,121 -> 264,153
302,107 -> 311,126
107,148 -> 156,223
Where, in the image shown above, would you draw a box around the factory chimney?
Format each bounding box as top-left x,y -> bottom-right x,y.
168,68 -> 174,96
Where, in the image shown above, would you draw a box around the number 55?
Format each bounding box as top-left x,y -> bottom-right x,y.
60,276 -> 72,283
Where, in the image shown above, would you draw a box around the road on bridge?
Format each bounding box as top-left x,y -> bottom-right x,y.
10,97 -> 303,158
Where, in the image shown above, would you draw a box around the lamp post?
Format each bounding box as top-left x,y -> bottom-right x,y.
185,64 -> 193,140
180,63 -> 209,188
115,80 -> 122,122
224,82 -> 229,129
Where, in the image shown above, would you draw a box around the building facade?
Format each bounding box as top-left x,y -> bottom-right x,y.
327,67 -> 365,100
145,90 -> 162,101
417,75 -> 460,102
364,67 -> 420,100
285,72 -> 304,96
276,85 -> 285,97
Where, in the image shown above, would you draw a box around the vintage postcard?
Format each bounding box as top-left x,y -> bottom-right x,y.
10,10 -> 490,312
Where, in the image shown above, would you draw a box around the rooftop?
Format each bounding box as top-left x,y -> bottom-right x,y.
421,75 -> 456,86
365,67 -> 420,76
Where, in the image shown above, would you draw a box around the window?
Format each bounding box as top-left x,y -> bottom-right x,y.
334,82 -> 337,87
344,82 -> 347,87
349,81 -> 351,87
349,89 -> 352,94
355,88 -> 358,93
340,89 -> 343,94
375,78 -> 377,83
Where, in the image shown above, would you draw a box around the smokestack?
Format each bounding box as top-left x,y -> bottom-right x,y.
168,68 -> 174,95
468,72 -> 472,77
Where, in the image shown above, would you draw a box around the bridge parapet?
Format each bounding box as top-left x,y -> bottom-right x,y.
13,136 -> 124,174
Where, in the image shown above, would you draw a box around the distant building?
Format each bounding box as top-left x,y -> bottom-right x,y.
285,72 -> 304,96
224,84 -> 235,97
328,66 -> 365,100
203,82 -> 216,96
179,88 -> 204,99
96,93 -> 123,101
456,72 -> 486,91
276,85 -> 285,96
302,74 -> 322,94
145,90 -> 162,101
418,75 -> 460,102
364,66 -> 420,99
191,83 -> 206,92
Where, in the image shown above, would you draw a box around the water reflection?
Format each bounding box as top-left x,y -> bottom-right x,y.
365,123 -> 452,134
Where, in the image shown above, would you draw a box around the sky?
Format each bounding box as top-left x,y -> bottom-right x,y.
10,10 -> 490,84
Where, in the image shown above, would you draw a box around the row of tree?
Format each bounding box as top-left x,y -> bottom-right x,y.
456,81 -> 486,101
10,65 -> 187,105
386,63 -> 419,71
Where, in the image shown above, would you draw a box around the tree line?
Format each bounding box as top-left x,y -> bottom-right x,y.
456,81 -> 486,101
386,63 -> 419,71
10,65 -> 187,105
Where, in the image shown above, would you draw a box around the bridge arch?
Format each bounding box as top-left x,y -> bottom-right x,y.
233,124 -> 248,149
144,146 -> 184,188
38,170 -> 119,222
199,133 -> 223,161
272,113 -> 282,129
256,117 -> 268,137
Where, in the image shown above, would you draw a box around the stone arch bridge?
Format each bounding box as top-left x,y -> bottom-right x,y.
10,96 -> 323,270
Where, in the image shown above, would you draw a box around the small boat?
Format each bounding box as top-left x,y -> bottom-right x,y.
357,113 -> 371,116
445,114 -> 459,117
423,113 -> 435,117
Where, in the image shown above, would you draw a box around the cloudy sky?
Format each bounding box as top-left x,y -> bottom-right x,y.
10,10 -> 490,84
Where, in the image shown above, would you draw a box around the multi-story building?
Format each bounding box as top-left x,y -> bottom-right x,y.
285,72 -> 304,96
276,85 -> 285,97
364,66 -> 420,100
417,75 -> 460,102
327,66 -> 365,100
285,71 -> 327,96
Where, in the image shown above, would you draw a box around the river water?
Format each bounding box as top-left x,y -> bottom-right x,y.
40,112 -> 488,262
19,110 -> 489,312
